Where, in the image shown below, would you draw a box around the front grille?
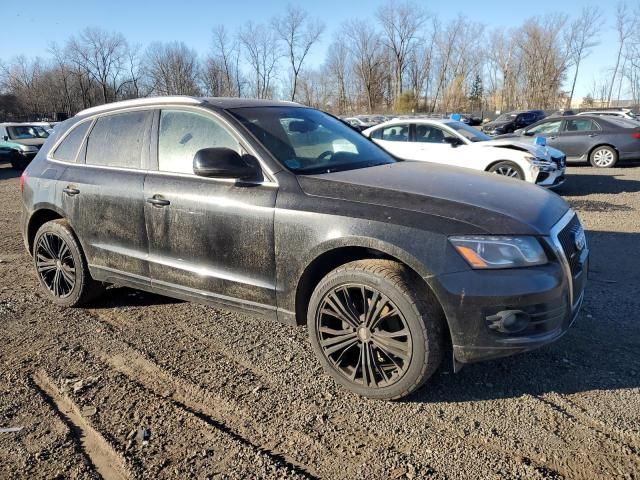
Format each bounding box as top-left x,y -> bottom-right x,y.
554,213 -> 587,307
551,155 -> 566,169
557,215 -> 582,276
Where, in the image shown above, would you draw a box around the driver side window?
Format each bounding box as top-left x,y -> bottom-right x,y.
158,110 -> 240,174
415,125 -> 455,143
527,120 -> 562,135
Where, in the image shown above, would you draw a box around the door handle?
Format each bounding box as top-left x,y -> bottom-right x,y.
62,187 -> 80,196
588,133 -> 598,137
146,195 -> 170,207
548,136 -> 557,140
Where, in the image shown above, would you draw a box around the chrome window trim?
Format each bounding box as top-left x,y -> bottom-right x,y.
546,209 -> 582,310
47,103 -> 278,186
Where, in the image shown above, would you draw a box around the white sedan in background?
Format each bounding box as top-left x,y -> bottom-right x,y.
362,119 -> 566,188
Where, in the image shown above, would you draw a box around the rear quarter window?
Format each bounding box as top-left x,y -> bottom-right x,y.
51,121 -> 91,163
85,111 -> 150,168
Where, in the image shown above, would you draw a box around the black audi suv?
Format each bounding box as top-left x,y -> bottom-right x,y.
21,97 -> 588,400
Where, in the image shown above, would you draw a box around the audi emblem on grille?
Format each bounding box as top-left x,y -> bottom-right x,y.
573,226 -> 586,251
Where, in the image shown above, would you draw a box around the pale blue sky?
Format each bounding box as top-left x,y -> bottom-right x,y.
1,0 -> 619,100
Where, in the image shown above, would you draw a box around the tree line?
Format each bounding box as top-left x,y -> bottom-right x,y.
0,2 -> 637,121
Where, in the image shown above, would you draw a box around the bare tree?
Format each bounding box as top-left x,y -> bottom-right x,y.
376,0 -> 426,105
325,37 -> 351,114
272,5 -> 324,101
67,28 -> 129,104
565,7 -> 600,108
238,22 -> 281,99
345,20 -> 386,113
608,2 -> 634,106
144,41 -> 201,96
210,25 -> 242,96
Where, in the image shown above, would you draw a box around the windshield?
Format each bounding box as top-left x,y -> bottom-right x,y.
494,113 -> 517,122
8,125 -> 49,139
447,121 -> 491,142
229,107 -> 396,175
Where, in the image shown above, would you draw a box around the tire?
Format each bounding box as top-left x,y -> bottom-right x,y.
10,153 -> 28,171
589,145 -> 618,168
307,259 -> 445,400
488,161 -> 525,180
33,219 -> 104,307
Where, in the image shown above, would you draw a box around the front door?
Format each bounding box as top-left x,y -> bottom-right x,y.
554,118 -> 601,158
59,110 -> 153,283
144,108 -> 278,311
523,119 -> 563,150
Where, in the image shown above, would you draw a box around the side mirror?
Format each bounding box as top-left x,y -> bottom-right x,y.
2,135 -> 8,141
193,147 -> 258,180
444,137 -> 462,147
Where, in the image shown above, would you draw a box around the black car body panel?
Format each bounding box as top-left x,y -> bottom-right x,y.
21,97 -> 588,366
482,110 -> 545,136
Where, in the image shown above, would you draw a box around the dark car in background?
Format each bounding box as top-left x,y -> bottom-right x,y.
21,96 -> 587,400
482,110 -> 545,136
501,115 -> 640,167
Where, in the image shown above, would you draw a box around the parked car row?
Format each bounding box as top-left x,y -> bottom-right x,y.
501,115 -> 640,168
362,118 -> 566,188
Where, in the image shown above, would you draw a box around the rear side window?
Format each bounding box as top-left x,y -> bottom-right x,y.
565,119 -> 599,132
158,110 -> 240,174
85,111 -> 150,168
51,121 -> 91,162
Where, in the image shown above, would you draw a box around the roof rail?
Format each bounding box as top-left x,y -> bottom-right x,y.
76,96 -> 202,117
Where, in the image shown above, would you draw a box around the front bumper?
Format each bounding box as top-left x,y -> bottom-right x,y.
535,168 -> 566,189
432,213 -> 588,364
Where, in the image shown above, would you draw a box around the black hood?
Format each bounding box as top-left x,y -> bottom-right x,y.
297,162 -> 569,235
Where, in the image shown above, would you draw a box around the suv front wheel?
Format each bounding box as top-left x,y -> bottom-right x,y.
33,219 -> 104,307
307,260 -> 444,400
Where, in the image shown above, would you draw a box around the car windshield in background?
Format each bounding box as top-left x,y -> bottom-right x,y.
229,107 -> 396,175
8,125 -> 49,139
448,122 -> 491,142
495,113 -> 517,122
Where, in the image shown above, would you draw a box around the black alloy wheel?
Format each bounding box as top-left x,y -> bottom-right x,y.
316,284 -> 412,388
35,232 -> 76,298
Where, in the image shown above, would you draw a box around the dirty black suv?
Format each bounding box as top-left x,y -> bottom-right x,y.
21,97 -> 588,400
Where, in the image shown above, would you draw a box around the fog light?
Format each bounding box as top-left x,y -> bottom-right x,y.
486,310 -> 530,333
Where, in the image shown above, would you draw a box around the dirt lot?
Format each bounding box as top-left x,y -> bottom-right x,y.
0,163 -> 638,479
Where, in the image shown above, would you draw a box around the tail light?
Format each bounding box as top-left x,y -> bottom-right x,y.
19,171 -> 26,192
631,132 -> 640,139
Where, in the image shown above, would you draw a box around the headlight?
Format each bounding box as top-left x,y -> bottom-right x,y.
528,156 -> 555,171
450,236 -> 547,269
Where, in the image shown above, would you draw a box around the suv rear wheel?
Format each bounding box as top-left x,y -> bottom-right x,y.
307,260 -> 444,400
33,219 -> 104,307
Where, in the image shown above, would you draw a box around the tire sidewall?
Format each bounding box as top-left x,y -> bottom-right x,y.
307,267 -> 429,400
33,221 -> 87,307
590,146 -> 617,168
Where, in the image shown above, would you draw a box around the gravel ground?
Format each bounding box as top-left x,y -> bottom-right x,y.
0,163 -> 638,479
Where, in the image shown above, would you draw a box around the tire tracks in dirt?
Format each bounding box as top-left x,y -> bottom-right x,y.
30,370 -> 129,480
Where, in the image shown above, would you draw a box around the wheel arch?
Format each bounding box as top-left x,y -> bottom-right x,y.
588,143 -> 618,159
293,242 -> 449,338
26,206 -> 66,254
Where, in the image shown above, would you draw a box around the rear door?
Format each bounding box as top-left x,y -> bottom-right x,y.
369,123 -> 415,159
58,110 -> 153,283
143,108 -> 278,310
554,118 -> 601,158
